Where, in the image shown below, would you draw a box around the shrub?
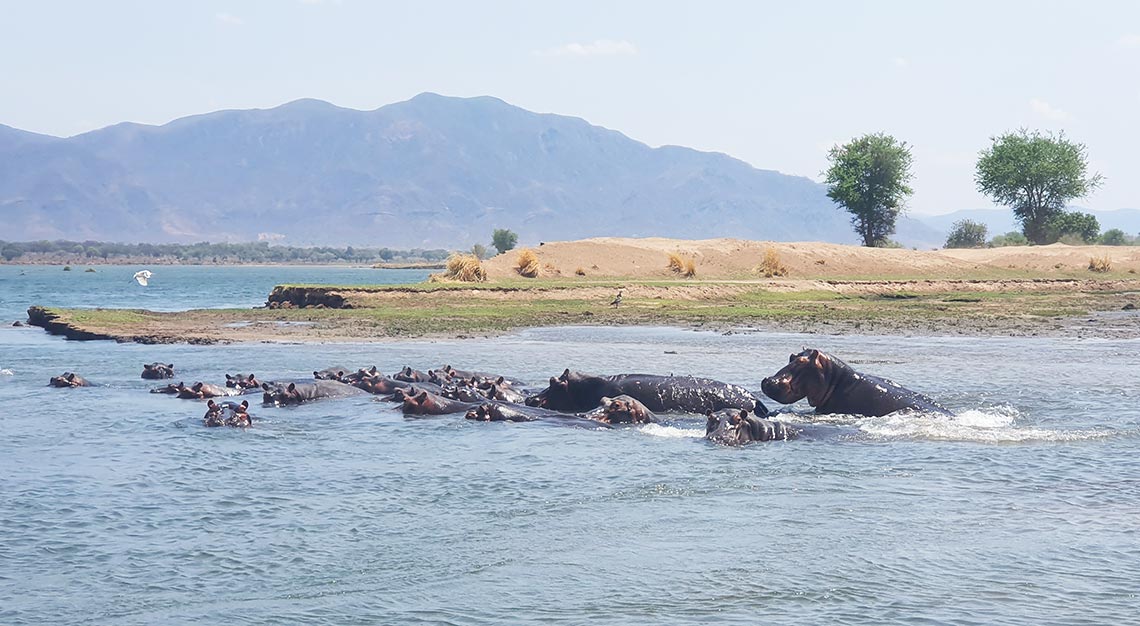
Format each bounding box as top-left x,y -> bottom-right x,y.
1099,229 -> 1127,246
756,248 -> 787,278
945,219 -> 988,248
1088,255 -> 1112,273
683,257 -> 697,277
515,249 -> 540,277
989,231 -> 1029,247
666,252 -> 685,274
471,243 -> 489,260
574,267 -> 586,276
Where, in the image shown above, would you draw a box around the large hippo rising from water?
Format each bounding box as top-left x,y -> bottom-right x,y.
49,372 -> 92,388
526,369 -> 767,415
141,363 -> 175,379
760,349 -> 949,417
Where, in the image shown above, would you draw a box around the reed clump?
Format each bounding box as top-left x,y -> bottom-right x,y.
429,253 -> 486,282
516,249 -> 540,278
756,248 -> 788,278
667,253 -> 697,277
1088,255 -> 1112,273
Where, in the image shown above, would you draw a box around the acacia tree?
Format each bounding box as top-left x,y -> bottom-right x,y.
975,129 -> 1103,245
823,133 -> 914,247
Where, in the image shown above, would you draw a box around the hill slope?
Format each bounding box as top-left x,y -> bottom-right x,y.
1,93 -> 944,247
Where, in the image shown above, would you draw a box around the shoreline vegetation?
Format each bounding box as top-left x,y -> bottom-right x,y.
0,240 -> 450,265
21,238 -> 1140,345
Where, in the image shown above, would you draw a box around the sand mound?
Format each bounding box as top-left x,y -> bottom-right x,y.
481,238 -> 1140,280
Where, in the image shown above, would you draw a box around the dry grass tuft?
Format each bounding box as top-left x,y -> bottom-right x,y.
542,262 -> 561,276
430,253 -> 487,282
756,248 -> 788,278
666,252 -> 686,274
516,249 -> 540,278
574,267 -> 586,276
682,257 -> 697,277
1088,255 -> 1112,273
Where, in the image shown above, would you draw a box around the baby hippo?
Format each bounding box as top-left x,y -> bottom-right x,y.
49,372 -> 92,388
582,395 -> 656,424
203,400 -> 252,428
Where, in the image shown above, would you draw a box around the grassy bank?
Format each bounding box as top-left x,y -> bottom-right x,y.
27,277 -> 1140,344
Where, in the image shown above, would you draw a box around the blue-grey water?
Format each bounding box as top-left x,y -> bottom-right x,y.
1,265 -> 1138,625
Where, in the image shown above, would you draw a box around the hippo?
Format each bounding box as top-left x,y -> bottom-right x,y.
526,370 -> 767,415
464,401 -> 613,428
150,382 -> 183,394
261,380 -> 366,406
705,409 -> 792,445
49,372 -> 92,388
393,366 -> 429,383
439,365 -> 526,387
313,366 -> 354,382
581,395 -> 656,424
177,381 -> 242,400
477,378 -> 528,404
224,373 -> 262,390
399,388 -> 478,416
204,400 -> 252,428
352,374 -> 415,395
141,363 -> 175,379
760,349 -> 950,417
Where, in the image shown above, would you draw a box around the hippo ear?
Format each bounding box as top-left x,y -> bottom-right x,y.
416,391 -> 428,402
561,368 -> 571,380
240,400 -> 249,409
261,382 -> 270,390
496,376 -> 504,385
287,383 -> 296,392
549,376 -> 558,386
313,371 -> 320,378
248,374 -> 255,381
226,374 -> 233,380
168,364 -> 174,369
208,400 -> 217,408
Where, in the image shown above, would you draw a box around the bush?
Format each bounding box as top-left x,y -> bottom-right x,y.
989,231 -> 1029,247
666,252 -> 685,274
683,257 -> 697,277
471,244 -> 489,260
574,267 -> 586,276
515,249 -> 539,277
756,248 -> 788,278
945,219 -> 988,248
1099,229 -> 1127,246
1047,211 -> 1100,244
1088,255 -> 1112,273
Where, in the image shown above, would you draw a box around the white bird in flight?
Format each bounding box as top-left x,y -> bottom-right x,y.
133,270 -> 153,286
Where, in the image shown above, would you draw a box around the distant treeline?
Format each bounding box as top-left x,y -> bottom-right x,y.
0,240 -> 451,264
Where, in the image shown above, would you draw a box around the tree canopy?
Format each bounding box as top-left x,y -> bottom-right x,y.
491,229 -> 518,254
1047,211 -> 1100,244
975,129 -> 1103,245
823,133 -> 914,247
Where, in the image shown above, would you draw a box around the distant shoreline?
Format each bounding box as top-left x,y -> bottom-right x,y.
0,261 -> 443,269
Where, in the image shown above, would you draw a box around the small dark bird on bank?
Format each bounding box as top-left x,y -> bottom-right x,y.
610,290 -> 623,307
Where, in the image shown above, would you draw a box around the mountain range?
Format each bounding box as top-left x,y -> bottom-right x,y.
2,93 -> 1132,249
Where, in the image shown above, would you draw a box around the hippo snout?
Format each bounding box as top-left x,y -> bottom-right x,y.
761,376 -> 795,404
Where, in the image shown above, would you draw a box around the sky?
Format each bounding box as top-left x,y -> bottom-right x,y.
2,0 -> 1137,215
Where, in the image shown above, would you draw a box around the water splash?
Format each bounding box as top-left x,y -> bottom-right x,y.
858,406 -> 1114,443
639,424 -> 704,439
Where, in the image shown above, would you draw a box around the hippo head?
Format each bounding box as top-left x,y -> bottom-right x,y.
598,395 -> 654,424
141,363 -> 175,379
525,369 -> 575,408
226,373 -> 259,389
49,372 -> 79,387
204,399 -> 251,427
465,403 -> 494,421
761,349 -> 833,406
401,389 -> 434,414
262,382 -> 301,406
178,382 -> 204,399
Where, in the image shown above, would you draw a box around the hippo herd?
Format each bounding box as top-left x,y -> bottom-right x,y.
48,349 -> 950,443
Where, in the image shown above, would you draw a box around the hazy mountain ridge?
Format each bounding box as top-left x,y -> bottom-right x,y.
3,93 -> 950,247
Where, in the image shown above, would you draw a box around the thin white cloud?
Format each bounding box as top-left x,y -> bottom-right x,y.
892,57 -> 909,68
216,12 -> 244,25
537,40 -> 638,58
1116,33 -> 1140,48
1029,98 -> 1070,122
298,0 -> 342,4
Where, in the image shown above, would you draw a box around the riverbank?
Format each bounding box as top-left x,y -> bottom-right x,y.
21,239 -> 1140,344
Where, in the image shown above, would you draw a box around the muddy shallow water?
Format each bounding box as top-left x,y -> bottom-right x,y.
2,266 -> 1138,624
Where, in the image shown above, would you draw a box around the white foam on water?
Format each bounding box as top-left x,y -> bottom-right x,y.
858,406 -> 1113,443
639,423 -> 704,439
0,368 -> 13,376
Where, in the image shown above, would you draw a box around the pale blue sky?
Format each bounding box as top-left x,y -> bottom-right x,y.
2,0 -> 1137,214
